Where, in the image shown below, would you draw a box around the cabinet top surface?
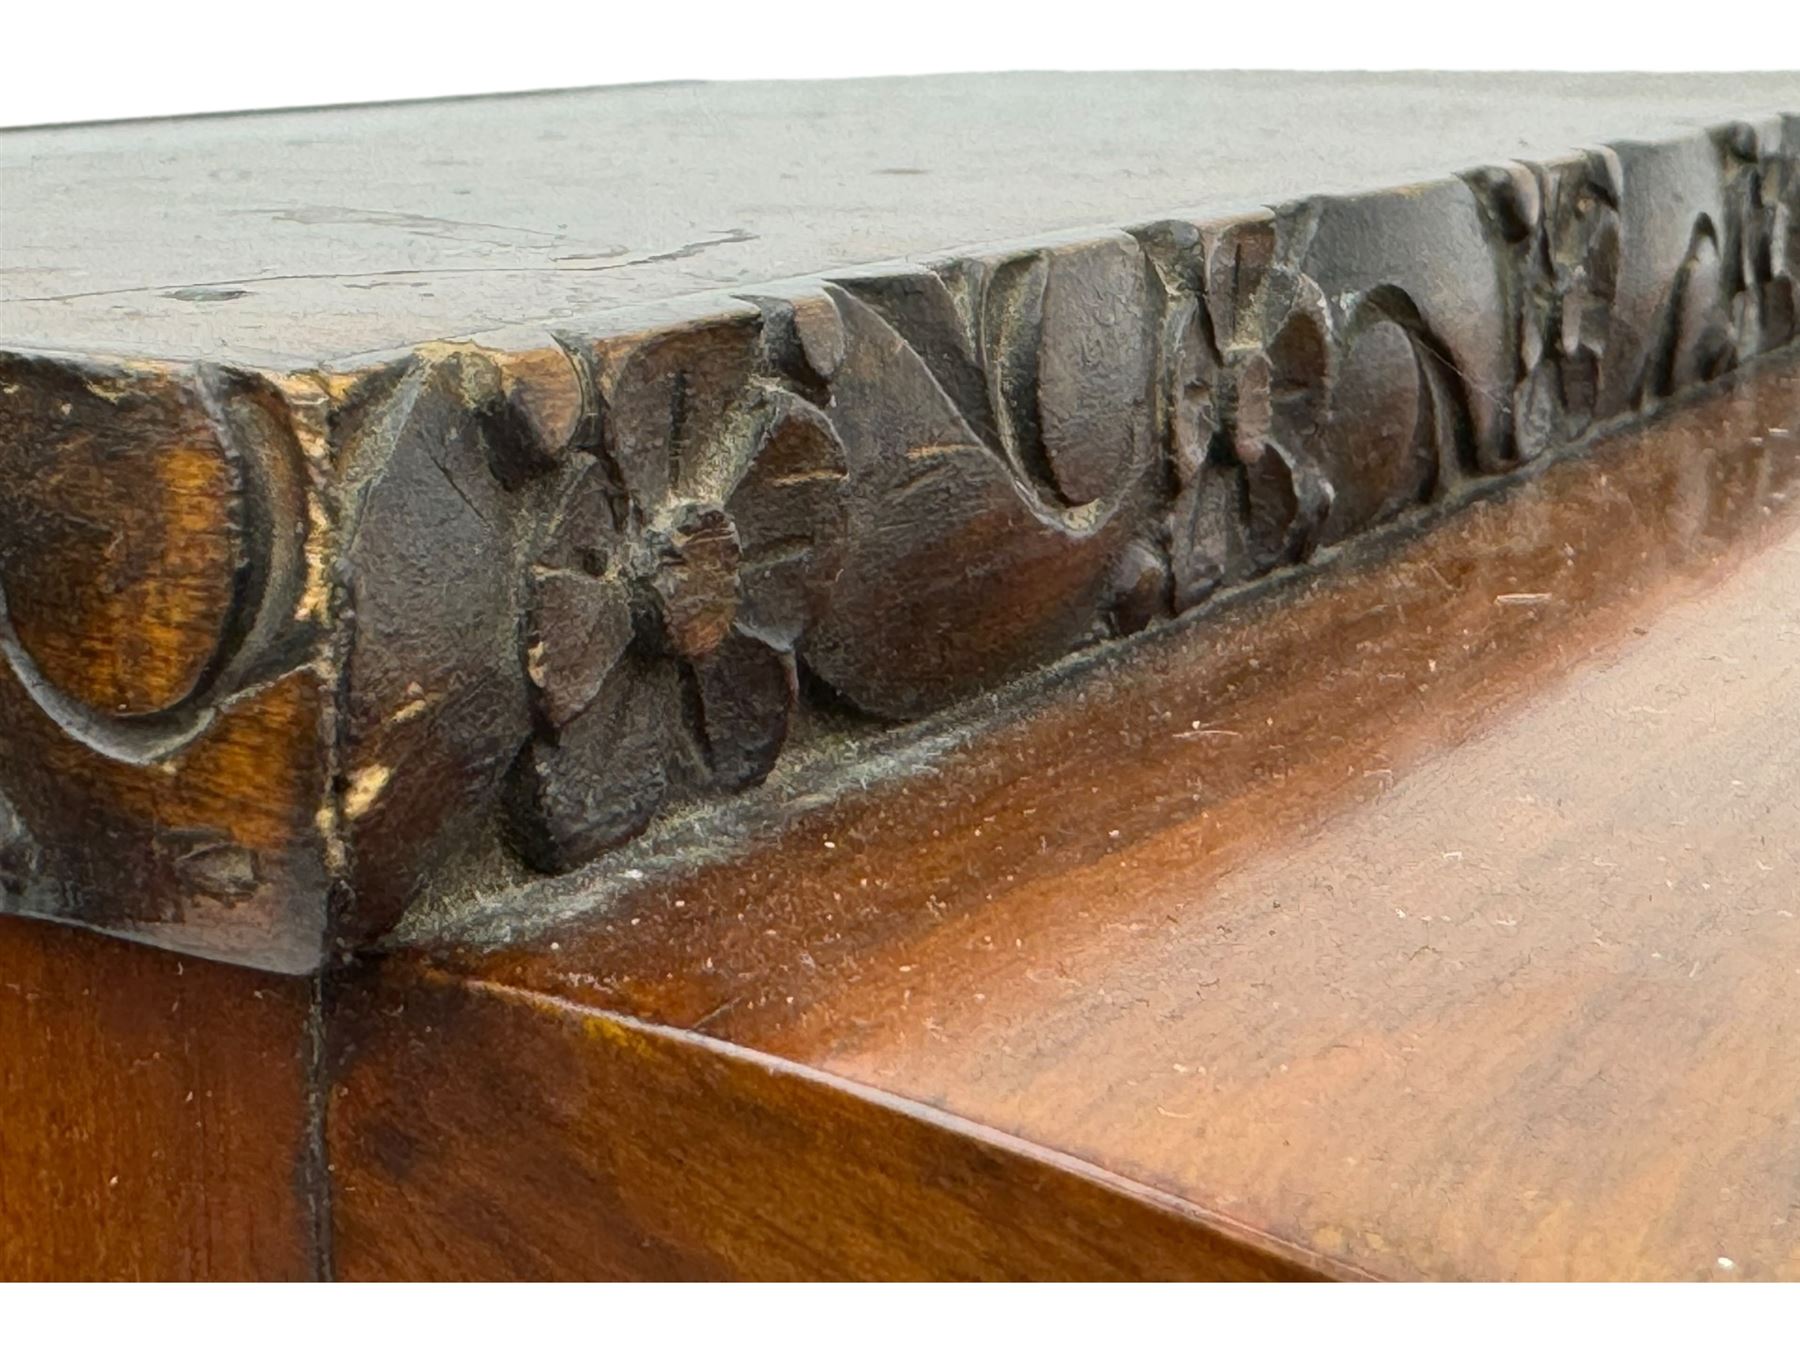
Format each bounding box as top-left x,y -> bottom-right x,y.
5,71 -> 1800,365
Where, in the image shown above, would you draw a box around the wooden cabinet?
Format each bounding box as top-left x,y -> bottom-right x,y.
4,74 -> 1799,1279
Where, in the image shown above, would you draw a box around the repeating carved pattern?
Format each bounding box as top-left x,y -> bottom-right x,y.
3,116 -> 1799,962
486,121 -> 1800,876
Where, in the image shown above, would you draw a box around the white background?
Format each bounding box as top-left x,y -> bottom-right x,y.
5,0 -> 1799,126
6,1279 -> 1800,1337
5,0 -> 1800,1323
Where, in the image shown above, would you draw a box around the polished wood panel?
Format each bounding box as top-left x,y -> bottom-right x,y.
327,962 -> 1335,1280
0,918 -> 318,1278
404,356 -> 1800,1280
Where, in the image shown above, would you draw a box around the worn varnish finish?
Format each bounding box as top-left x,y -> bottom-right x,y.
0,917 -> 318,1279
6,311 -> 1800,1285
7,80 -> 1800,1280
3,84 -> 1798,969
384,359 -> 1800,1280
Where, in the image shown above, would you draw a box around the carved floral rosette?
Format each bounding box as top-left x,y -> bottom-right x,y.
1,115 -> 1797,967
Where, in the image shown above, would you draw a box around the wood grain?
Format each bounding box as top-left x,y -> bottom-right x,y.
403,355 -> 1800,1280
0,355 -> 245,716
326,961 -> 1336,1280
3,88 -> 1797,969
4,80 -> 1800,1279
0,352 -> 337,971
9,358 -> 1798,1281
0,917 -> 319,1279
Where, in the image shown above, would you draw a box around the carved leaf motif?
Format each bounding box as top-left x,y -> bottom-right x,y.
726,397 -> 850,647
1319,317 -> 1427,541
1633,129 -> 1800,407
834,236 -> 1154,524
803,239 -> 1154,719
690,629 -> 797,789
525,565 -> 632,730
1640,218 -> 1735,404
1312,286 -> 1465,545
335,350 -> 553,924
601,320 -> 761,510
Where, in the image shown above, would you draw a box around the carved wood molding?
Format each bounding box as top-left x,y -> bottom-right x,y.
2,113 -> 1796,970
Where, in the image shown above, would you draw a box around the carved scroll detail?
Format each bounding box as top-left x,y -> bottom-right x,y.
1629,124 -> 1800,409
803,236 -> 1157,719
0,358 -> 319,765
6,115 -> 1800,959
470,118 -> 1800,876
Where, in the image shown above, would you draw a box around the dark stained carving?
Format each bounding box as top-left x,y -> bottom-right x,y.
0,790 -> 38,902
1625,124 -> 1800,411
802,235 -> 1157,719
1642,215 -> 1737,402
1722,120 -> 1799,360
1321,290 -> 1445,539
333,349 -> 545,928
3,112 -> 1799,966
1146,198 -> 1481,613
1476,151 -> 1626,458
1146,216 -> 1335,610
502,315 -> 849,871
